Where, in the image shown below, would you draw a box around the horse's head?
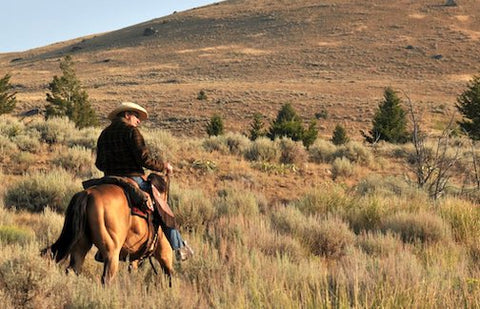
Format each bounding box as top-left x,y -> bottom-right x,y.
148,172 -> 168,193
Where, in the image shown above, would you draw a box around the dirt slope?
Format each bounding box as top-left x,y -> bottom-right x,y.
1,0 -> 479,138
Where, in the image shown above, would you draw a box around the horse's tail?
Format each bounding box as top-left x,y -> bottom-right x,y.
46,191 -> 90,262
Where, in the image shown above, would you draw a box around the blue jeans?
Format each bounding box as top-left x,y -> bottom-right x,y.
131,176 -> 184,250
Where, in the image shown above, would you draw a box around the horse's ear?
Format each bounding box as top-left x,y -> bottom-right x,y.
148,173 -> 167,193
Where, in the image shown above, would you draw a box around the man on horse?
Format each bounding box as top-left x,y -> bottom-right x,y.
95,101 -> 193,261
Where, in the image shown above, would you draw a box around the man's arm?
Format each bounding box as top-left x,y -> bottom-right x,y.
130,127 -> 166,172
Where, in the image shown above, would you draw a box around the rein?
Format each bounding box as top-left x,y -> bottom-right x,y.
166,172 -> 172,206
141,171 -> 171,276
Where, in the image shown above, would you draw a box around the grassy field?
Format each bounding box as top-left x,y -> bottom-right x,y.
0,114 -> 479,308
1,0 -> 480,307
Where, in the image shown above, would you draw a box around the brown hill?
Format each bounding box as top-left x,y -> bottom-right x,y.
1,0 -> 479,138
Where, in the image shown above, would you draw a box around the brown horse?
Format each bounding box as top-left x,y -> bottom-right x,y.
42,182 -> 174,285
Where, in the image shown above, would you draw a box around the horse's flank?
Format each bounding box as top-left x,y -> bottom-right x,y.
42,183 -> 173,285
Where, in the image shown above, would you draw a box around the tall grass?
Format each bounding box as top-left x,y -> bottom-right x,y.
51,146 -> 98,178
1,116 -> 480,308
4,168 -> 82,213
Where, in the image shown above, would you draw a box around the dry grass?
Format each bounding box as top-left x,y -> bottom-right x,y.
1,0 -> 480,305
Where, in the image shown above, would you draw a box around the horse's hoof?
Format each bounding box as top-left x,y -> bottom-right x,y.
94,251 -> 104,263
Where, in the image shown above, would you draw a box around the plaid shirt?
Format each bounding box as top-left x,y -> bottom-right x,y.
95,118 -> 164,176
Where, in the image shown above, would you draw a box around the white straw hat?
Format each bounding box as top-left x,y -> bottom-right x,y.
108,102 -> 148,121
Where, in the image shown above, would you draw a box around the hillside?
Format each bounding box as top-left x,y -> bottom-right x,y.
1,0 -> 480,137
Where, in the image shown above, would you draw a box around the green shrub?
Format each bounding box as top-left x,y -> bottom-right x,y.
270,206 -> 307,237
4,168 -> 81,213
202,135 -> 229,154
251,162 -> 297,174
381,211 -> 449,243
439,198 -> 480,244
390,143 -> 415,159
51,146 -> 96,178
36,207 -> 65,243
354,174 -> 420,198
0,251 -> 73,309
202,133 -> 250,155
206,114 -> 224,136
357,232 -> 403,256
363,87 -> 410,144
331,124 -> 349,145
0,135 -> 17,162
346,197 -> 386,233
294,185 -> 350,216
224,132 -> 250,156
0,225 -> 34,244
278,138 -> 307,165
0,114 -> 24,138
331,157 -> 355,180
12,133 -> 41,153
303,216 -> 355,258
191,159 -> 217,172
214,187 -> 259,218
258,233 -> 307,262
197,89 -> 208,100
29,117 -> 77,145
66,126 -> 100,149
333,141 -> 373,166
315,109 -> 328,120
308,139 -> 336,163
244,137 -> 278,162
12,151 -> 36,173
143,128 -> 178,162
170,186 -> 215,232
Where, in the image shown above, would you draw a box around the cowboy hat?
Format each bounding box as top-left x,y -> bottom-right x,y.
108,102 -> 148,121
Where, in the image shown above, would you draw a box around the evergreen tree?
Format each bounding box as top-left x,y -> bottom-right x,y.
249,112 -> 265,141
267,103 -> 318,148
267,103 -> 304,142
197,90 -> 207,100
456,75 -> 480,140
302,120 -> 318,148
267,103 -> 317,147
331,124 -> 349,145
363,87 -> 409,144
206,114 -> 224,136
45,55 -> 97,128
0,73 -> 17,115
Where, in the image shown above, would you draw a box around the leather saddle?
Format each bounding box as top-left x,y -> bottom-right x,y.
82,176 -> 153,215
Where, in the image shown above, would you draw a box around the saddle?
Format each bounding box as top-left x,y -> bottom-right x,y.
82,174 -> 176,262
83,176 -> 153,214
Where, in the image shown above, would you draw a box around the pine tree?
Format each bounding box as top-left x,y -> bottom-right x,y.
331,124 -> 349,145
267,103 -> 304,142
0,73 -> 17,115
302,120 -> 318,148
206,114 -> 224,136
363,87 -> 409,144
456,75 -> 480,140
45,55 -> 97,128
249,112 -> 265,141
267,103 -> 317,147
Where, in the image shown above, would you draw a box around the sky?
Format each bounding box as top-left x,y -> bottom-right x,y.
1,0 -> 221,53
